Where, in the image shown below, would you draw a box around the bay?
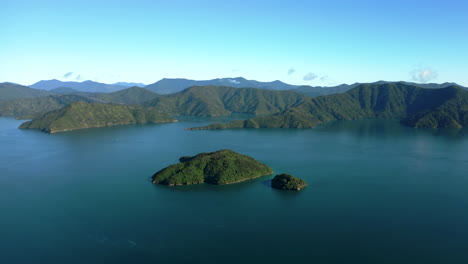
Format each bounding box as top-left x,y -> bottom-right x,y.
0,117 -> 467,263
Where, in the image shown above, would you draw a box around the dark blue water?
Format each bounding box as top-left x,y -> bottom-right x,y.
1,117 -> 467,263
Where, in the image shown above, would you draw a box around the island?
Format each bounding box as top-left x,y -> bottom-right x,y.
271,174 -> 307,191
152,149 -> 273,186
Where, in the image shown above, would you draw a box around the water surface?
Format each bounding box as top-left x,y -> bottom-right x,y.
0,117 -> 467,263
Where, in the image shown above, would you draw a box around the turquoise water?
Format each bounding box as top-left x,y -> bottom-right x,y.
0,117 -> 467,263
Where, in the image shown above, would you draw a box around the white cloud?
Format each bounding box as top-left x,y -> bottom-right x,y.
411,67 -> 438,83
303,72 -> 318,81
228,79 -> 240,84
287,68 -> 295,75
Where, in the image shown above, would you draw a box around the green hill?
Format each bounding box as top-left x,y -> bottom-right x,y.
0,83 -> 54,102
0,87 -> 159,118
0,94 -> 100,119
152,149 -> 273,186
188,83 -> 468,130
19,101 -> 177,133
144,85 -> 307,116
91,86 -> 159,105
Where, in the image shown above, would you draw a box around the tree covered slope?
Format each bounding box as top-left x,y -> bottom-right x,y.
188,83 -> 468,130
143,85 -> 308,116
152,149 -> 273,186
0,87 -> 159,118
19,101 -> 177,133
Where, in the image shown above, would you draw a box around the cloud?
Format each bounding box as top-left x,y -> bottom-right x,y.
303,72 -> 318,81
319,75 -> 329,82
228,79 -> 240,84
287,68 -> 295,75
411,67 -> 438,83
63,72 -> 73,79
75,75 -> 83,81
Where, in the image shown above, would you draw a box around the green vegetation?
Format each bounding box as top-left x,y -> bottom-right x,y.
144,85 -> 307,116
0,87 -> 159,118
0,94 -> 100,119
271,174 -> 307,191
19,101 -> 177,133
188,84 -> 468,130
89,86 -> 159,105
152,149 -> 273,186
0,83 -> 54,102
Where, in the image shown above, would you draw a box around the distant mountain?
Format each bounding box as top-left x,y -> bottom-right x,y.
20,101 -> 177,133
143,86 -> 308,116
188,83 -> 468,130
145,77 -> 298,94
294,81 -> 466,97
113,82 -> 146,87
30,80 -> 130,93
0,87 -> 158,118
0,83 -> 54,102
50,87 -> 81,94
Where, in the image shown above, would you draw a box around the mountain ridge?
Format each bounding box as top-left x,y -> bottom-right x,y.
188,84 -> 468,130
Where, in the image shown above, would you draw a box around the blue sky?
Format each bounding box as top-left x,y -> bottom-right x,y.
1,0 -> 467,86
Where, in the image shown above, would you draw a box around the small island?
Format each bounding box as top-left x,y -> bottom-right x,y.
271,174 -> 307,191
152,149 -> 273,186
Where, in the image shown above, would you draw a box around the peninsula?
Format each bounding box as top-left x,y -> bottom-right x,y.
19,101 -> 177,133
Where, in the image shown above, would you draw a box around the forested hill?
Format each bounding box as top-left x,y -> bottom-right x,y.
19,101 -> 177,133
143,85 -> 308,116
188,83 -> 468,129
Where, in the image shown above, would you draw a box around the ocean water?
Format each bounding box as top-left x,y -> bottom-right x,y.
0,117 -> 467,263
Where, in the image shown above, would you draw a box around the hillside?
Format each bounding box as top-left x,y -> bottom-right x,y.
145,77 -> 297,94
90,86 -> 159,104
188,83 -> 468,130
19,101 -> 177,133
152,149 -> 273,186
143,85 -> 307,116
0,87 -> 159,118
294,81 -> 466,97
0,83 -> 54,102
0,94 -> 101,118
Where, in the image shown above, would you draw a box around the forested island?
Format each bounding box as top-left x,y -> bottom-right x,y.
152,149 -> 273,186
271,174 -> 307,191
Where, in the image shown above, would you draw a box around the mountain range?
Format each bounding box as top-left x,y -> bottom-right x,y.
144,77 -> 298,94
25,78 -> 467,95
294,81 -> 463,97
30,80 -> 137,93
189,83 -> 468,130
